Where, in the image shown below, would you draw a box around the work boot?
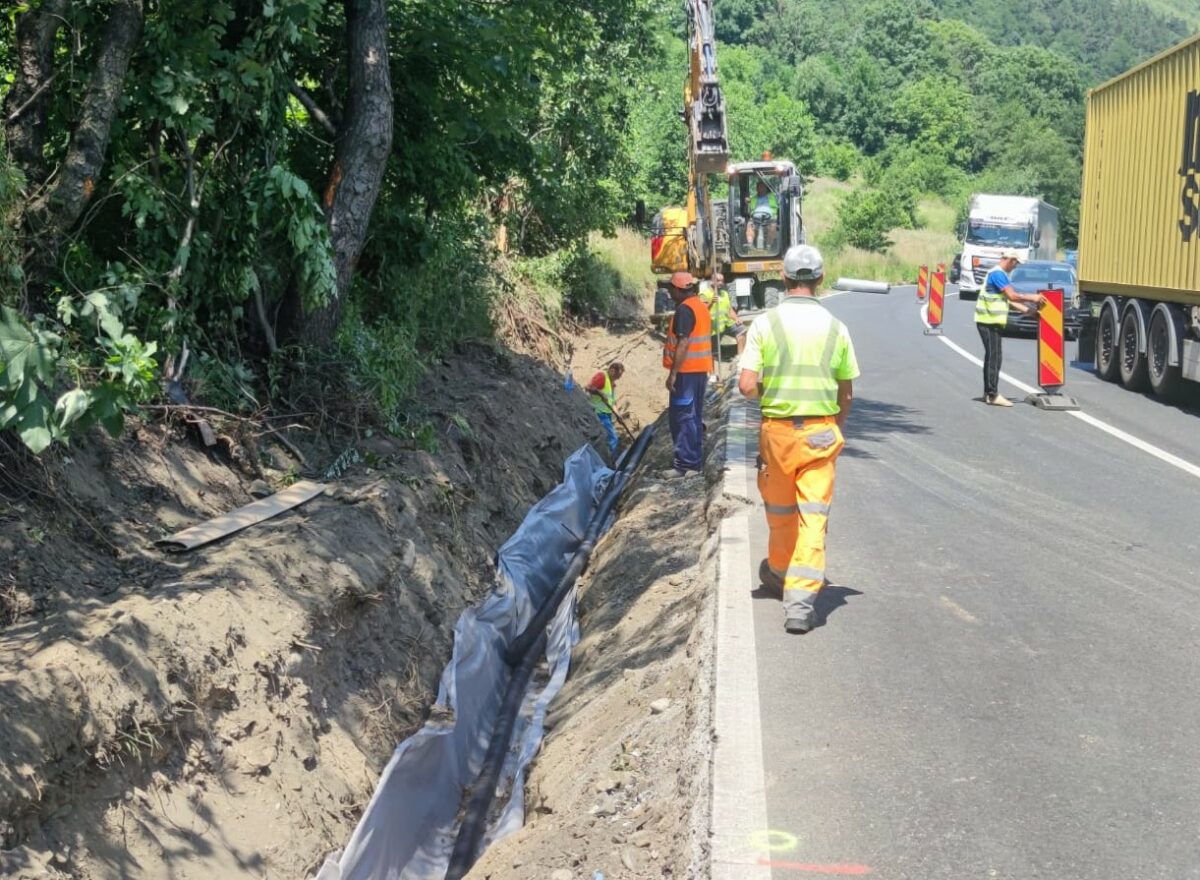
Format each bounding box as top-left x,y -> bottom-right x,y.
784,614 -> 815,635
758,559 -> 784,596
987,394 -> 1014,407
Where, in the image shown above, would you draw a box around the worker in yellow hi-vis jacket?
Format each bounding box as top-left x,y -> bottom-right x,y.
738,245 -> 859,634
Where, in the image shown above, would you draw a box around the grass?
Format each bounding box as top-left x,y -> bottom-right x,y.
805,178 -> 960,285
589,228 -> 657,298
580,178 -> 960,300
803,177 -> 854,240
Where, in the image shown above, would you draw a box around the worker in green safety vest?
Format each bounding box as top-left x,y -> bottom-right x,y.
974,249 -> 1044,407
586,361 -> 625,456
745,179 -> 779,249
738,244 -> 859,634
702,272 -> 746,360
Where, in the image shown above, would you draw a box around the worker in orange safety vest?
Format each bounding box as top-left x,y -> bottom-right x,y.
663,271 -> 712,475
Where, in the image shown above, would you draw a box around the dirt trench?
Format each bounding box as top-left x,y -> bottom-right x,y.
0,322 -> 676,880
467,389 -> 739,880
0,280 -> 734,880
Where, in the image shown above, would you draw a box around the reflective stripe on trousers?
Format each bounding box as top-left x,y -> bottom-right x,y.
757,416 -> 843,619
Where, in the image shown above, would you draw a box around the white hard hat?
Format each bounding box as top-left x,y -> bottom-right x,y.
783,244 -> 824,282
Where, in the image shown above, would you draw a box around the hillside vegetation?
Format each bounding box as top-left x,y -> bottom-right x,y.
0,0 -> 656,455
627,0 -> 1197,271
1,0 -> 1196,455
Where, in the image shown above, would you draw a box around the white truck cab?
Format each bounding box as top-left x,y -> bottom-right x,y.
958,194 -> 1058,300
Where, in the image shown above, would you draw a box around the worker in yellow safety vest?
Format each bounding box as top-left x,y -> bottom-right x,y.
745,179 -> 779,249
704,272 -> 746,360
975,249 -> 1045,407
738,245 -> 859,634
586,361 -> 624,456
663,271 -> 712,475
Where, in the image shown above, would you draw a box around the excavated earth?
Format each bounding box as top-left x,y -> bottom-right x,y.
466,393 -> 735,880
0,298 -> 728,879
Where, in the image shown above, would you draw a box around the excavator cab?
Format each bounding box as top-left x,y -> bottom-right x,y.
726,160 -> 804,308
729,163 -> 802,264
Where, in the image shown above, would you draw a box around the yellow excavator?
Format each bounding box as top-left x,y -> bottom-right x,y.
649,0 -> 805,316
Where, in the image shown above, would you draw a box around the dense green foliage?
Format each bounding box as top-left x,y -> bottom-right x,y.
628,0 -> 1194,255
1,0 -> 657,451
1,0 -> 1195,453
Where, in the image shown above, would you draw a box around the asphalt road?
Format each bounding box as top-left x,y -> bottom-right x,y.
741,285 -> 1200,879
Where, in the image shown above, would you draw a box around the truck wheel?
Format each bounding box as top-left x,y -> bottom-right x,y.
1118,307 -> 1149,391
654,286 -> 672,315
754,280 -> 785,310
1147,309 -> 1183,400
1095,307 -> 1120,382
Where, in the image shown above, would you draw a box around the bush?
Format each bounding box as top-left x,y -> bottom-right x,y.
814,139 -> 860,182
509,241 -> 629,317
335,303 -> 423,431
828,189 -> 897,252
562,245 -> 624,314
323,211 -> 499,429
0,151 -> 24,304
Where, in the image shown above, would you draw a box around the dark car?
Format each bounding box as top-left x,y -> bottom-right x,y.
1002,260 -> 1085,340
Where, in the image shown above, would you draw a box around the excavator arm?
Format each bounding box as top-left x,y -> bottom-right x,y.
686,0 -> 730,175
684,0 -> 730,279
650,0 -> 731,282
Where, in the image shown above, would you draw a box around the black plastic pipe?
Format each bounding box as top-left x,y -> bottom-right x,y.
443,425 -> 656,880
505,424 -> 655,667
444,630 -> 545,878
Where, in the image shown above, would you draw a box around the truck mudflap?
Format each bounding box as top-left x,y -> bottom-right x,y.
1077,314 -> 1097,364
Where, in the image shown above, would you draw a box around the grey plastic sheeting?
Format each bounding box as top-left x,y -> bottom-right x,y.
315,445 -> 612,880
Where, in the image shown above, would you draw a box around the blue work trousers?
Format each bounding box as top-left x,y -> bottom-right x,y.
596,412 -> 619,456
669,371 -> 708,472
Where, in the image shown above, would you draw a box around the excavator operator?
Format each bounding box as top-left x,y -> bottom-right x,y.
744,178 -> 779,251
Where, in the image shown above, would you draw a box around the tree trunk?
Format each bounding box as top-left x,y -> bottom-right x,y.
25,0 -> 143,283
303,0 -> 393,345
4,0 -> 70,185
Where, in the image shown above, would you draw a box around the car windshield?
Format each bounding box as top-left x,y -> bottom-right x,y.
966,222 -> 1030,247
1011,265 -> 1075,288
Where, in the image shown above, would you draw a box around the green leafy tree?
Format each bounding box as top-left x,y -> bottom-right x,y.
889,75 -> 976,167
839,54 -> 892,155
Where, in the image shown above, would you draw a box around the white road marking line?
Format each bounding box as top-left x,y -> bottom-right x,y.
1068,411 -> 1200,480
711,399 -> 772,880
919,301 -> 1200,482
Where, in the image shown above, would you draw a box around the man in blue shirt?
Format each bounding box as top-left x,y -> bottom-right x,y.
744,179 -> 778,249
974,249 -> 1045,406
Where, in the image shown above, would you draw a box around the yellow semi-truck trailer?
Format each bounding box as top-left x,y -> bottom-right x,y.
1078,33 -> 1200,398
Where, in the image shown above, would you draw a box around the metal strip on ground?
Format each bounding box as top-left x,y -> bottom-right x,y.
156,480 -> 327,551
710,397 -> 772,880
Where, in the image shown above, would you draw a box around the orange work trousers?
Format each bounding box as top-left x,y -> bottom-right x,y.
757,415 -> 844,620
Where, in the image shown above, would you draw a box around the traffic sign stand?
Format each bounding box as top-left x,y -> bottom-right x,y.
1025,288 -> 1080,411
923,269 -> 945,336
1028,393 -> 1079,410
